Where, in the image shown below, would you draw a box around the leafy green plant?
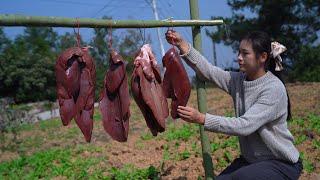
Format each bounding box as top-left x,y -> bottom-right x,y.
162,144 -> 170,161
220,137 -> 238,149
0,146 -> 107,179
294,135 -> 307,145
164,123 -> 197,142
224,110 -> 234,117
211,142 -> 220,152
109,164 -> 160,180
211,136 -> 238,153
308,114 -> 320,133
289,117 -> 305,128
217,157 -> 228,169
300,153 -> 315,173
224,151 -> 233,163
39,118 -> 60,131
303,159 -> 315,173
312,139 -> 320,149
134,139 -> 145,150
140,132 -> 153,141
177,150 -> 191,160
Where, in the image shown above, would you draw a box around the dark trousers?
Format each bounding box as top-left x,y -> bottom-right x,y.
216,156 -> 303,180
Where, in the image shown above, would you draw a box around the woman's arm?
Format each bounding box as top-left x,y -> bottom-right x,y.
203,86 -> 287,136
165,30 -> 237,94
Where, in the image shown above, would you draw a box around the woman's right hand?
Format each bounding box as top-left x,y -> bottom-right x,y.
165,30 -> 189,55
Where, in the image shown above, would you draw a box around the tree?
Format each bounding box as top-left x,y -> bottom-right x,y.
292,45 -> 320,82
57,32 -> 79,52
0,27 -> 58,103
207,0 -> 320,81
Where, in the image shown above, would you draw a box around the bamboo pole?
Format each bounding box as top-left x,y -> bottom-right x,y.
0,14 -> 223,28
0,12 -> 218,179
189,0 -> 215,180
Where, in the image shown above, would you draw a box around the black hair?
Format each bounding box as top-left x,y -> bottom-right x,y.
241,31 -> 292,121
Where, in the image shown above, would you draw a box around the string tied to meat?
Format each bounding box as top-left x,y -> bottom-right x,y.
73,18 -> 81,48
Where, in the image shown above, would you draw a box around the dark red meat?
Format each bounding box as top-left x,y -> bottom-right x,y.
55,47 -> 95,142
99,50 -> 130,142
131,44 -> 169,136
162,48 -> 191,119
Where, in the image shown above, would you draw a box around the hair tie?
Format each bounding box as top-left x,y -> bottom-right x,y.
271,41 -> 287,71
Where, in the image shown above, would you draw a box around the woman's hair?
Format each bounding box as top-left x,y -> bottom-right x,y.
241,31 -> 292,121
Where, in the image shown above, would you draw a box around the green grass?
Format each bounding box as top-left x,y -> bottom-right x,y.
294,135 -> 307,145
176,150 -> 191,160
211,136 -> 238,153
216,157 -> 228,169
224,110 -> 234,117
312,139 -> 320,149
223,151 -> 233,163
38,118 -> 61,131
134,139 -> 145,150
162,144 -> 170,161
290,114 -> 320,133
308,114 -> 320,133
0,145 -> 108,179
300,152 -> 315,173
109,164 -> 160,180
162,123 -> 198,142
140,132 -> 153,140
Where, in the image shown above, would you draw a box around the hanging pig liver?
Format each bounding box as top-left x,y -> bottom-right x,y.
55,47 -> 95,142
99,49 -> 130,142
131,44 -> 169,136
162,48 -> 191,119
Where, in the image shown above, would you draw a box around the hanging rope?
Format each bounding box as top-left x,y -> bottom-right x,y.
168,18 -> 176,53
107,21 -> 113,50
73,18 -> 81,47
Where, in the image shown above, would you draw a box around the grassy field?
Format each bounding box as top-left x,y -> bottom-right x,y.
0,83 -> 319,179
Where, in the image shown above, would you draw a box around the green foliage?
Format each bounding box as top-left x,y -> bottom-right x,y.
289,117 -> 305,128
0,27 -> 58,103
294,135 -> 307,145
300,153 -> 315,173
211,136 -> 239,153
164,123 -> 197,142
308,114 -> 320,133
208,0 -> 320,81
177,150 -> 191,160
57,32 -> 79,52
292,45 -> 320,82
140,132 -> 153,140
162,144 -> 170,161
223,151 -> 233,163
312,139 -> 320,149
217,157 -> 228,169
290,114 -> 320,133
0,100 -> 27,154
211,142 -> 220,152
0,146 -> 106,179
109,164 -> 160,180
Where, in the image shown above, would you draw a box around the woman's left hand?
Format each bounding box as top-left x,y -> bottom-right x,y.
177,106 -> 205,125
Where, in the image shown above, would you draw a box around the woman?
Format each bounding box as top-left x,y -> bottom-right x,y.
165,30 -> 303,180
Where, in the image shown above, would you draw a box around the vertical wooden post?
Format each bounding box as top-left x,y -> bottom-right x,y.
189,0 -> 215,179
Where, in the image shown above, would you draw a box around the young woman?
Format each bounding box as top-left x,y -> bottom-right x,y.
165,30 -> 303,180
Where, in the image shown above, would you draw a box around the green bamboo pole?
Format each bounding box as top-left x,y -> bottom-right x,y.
189,0 -> 215,180
0,14 -> 223,28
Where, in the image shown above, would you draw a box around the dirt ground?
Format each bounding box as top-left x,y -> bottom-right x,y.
1,82 -> 319,179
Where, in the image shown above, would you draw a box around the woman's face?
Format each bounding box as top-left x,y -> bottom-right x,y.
238,39 -> 263,74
